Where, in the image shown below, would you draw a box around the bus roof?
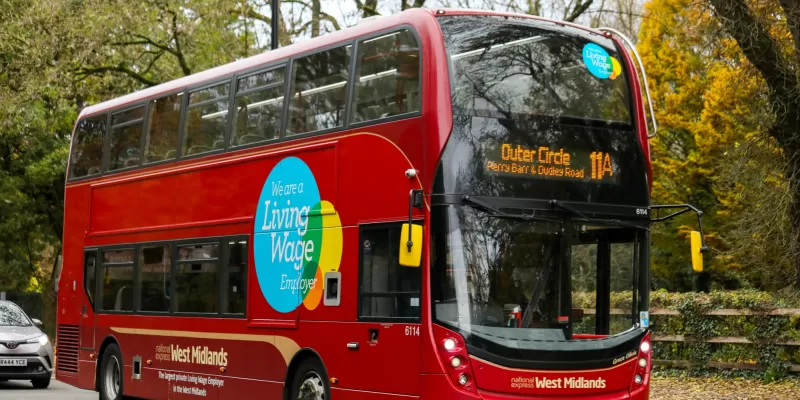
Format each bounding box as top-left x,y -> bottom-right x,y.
78,8 -> 604,119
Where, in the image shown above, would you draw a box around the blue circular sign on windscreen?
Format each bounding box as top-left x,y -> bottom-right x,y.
582,43 -> 613,79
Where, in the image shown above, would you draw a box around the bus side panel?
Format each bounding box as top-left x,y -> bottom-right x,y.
93,318 -> 290,399
59,183 -> 93,389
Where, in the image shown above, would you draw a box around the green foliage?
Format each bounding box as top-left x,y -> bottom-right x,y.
576,290 -> 800,380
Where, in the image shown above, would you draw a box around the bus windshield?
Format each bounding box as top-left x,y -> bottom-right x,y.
432,205 -> 645,342
443,15 -> 631,123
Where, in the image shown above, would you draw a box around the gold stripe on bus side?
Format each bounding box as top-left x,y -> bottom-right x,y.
110,327 -> 300,366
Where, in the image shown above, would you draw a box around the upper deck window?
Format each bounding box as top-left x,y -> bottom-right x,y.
287,45 -> 352,135
145,93 -> 183,163
183,83 -> 230,156
108,106 -> 145,171
232,67 -> 285,147
351,30 -> 421,124
442,16 -> 631,124
70,116 -> 106,179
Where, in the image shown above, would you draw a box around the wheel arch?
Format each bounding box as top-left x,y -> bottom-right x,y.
95,334 -> 121,392
282,348 -> 329,400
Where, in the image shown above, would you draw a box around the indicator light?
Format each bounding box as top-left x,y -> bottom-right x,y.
444,338 -> 456,351
458,374 -> 469,385
639,358 -> 647,368
634,374 -> 643,384
451,357 -> 462,368
640,341 -> 651,352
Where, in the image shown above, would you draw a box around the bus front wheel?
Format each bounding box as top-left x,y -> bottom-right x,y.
98,344 -> 123,400
289,358 -> 330,400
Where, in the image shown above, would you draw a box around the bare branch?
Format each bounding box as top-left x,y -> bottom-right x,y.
74,64 -> 159,87
566,0 -> 594,23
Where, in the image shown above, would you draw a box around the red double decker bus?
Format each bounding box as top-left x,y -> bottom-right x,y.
56,8 -> 693,400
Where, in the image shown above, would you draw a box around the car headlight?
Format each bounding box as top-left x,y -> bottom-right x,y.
27,334 -> 48,346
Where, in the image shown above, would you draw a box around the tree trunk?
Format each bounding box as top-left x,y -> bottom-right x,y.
311,0 -> 320,38
786,147 -> 800,289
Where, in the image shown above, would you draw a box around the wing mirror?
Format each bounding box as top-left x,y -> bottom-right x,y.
31,318 -> 43,328
690,231 -> 704,272
398,190 -> 424,267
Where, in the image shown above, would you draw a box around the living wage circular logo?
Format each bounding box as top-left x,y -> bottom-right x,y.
582,43 -> 622,80
253,157 -> 342,313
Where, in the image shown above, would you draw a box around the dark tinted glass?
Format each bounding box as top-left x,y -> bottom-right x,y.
70,116 -> 106,178
145,94 -> 182,163
140,245 -> 171,312
100,249 -> 134,312
360,226 -> 421,319
175,262 -> 218,313
84,252 -> 97,306
103,249 -> 135,264
225,240 -> 247,314
287,45 -> 351,135
441,16 -> 631,123
183,101 -> 228,156
436,17 -> 647,206
352,30 -> 421,123
232,86 -> 283,146
238,69 -> 284,92
189,83 -> 229,105
178,243 -> 219,260
108,115 -> 144,171
112,107 -> 145,125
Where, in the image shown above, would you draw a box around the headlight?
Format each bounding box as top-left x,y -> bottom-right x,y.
27,334 -> 48,346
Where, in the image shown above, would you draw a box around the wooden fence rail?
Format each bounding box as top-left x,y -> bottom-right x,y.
580,307 -> 800,373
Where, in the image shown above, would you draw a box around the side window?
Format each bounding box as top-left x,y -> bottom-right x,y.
359,225 -> 421,320
108,106 -> 145,171
175,243 -> 219,313
183,83 -> 230,156
70,116 -> 106,179
288,45 -> 351,135
100,248 -> 135,312
84,251 -> 97,308
145,93 -> 183,163
231,68 -> 285,147
352,30 -> 421,123
223,239 -> 248,314
140,245 -> 171,312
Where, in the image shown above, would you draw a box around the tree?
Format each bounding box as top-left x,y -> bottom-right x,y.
704,0 -> 800,289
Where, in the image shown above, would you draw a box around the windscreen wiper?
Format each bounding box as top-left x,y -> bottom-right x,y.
549,199 -> 648,231
462,195 -> 558,223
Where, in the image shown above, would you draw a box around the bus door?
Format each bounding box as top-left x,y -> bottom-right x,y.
350,222 -> 422,395
79,250 -> 98,351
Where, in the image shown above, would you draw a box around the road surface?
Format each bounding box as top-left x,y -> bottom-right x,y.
0,379 -> 95,399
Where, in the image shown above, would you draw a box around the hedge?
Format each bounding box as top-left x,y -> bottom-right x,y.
572,290 -> 800,381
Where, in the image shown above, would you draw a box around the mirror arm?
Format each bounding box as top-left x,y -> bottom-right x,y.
650,204 -> 708,252
407,190 -> 423,250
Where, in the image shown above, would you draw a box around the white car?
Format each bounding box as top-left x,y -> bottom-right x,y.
0,300 -> 53,388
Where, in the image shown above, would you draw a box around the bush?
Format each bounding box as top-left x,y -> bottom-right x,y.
574,290 -> 800,380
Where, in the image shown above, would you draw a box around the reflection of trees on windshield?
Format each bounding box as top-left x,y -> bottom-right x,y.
436,205 -> 562,328
443,16 -> 630,123
436,16 -> 648,206
0,303 -> 30,326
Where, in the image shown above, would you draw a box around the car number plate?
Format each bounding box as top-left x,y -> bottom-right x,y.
0,359 -> 27,366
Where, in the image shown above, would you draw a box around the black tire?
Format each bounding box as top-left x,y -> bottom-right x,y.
98,344 -> 124,400
289,357 -> 330,400
32,377 -> 51,389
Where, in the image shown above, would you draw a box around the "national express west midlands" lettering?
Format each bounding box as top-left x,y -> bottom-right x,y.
510,376 -> 606,390
170,345 -> 228,367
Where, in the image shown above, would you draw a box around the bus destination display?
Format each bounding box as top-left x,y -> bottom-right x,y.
485,143 -> 617,183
